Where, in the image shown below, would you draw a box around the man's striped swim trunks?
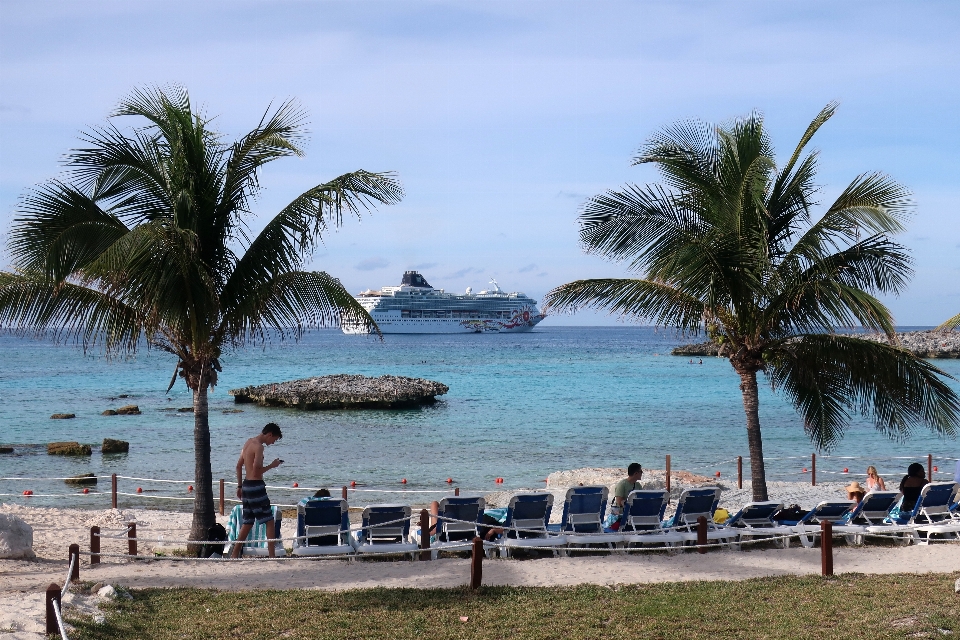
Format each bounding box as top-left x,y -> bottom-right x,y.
241,480 -> 273,525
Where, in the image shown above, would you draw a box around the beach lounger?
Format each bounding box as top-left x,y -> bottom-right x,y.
225,504 -> 287,557
498,493 -> 566,558
291,497 -> 353,556
790,501 -> 854,548
351,504 -> 419,559
903,483 -> 960,544
724,501 -> 795,548
663,487 -> 738,548
557,486 -> 622,549
619,489 -> 685,549
830,491 -> 900,545
413,496 -> 488,559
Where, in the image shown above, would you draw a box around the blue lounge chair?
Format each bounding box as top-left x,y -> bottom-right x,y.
831,491 -> 900,545
413,496 -> 488,558
619,489 -> 685,549
498,493 -> 566,557
225,504 -> 286,557
664,487 -> 738,547
790,501 -> 854,548
557,486 -> 621,549
351,504 -> 419,559
724,501 -> 795,548
901,483 -> 960,544
292,497 -> 353,556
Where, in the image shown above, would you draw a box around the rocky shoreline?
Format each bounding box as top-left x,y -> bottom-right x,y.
229,374 -> 449,410
671,330 -> 960,359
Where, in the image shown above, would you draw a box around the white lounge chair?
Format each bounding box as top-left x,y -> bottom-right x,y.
292,497 -> 353,556
497,493 -> 566,558
619,490 -> 685,549
558,486 -> 622,550
351,504 -> 419,559
724,501 -> 795,548
665,487 -> 738,548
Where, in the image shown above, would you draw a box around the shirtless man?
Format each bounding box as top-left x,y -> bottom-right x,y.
231,423 -> 283,558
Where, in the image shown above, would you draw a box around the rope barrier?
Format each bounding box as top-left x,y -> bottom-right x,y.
52,599 -> 68,639
61,554 -> 76,598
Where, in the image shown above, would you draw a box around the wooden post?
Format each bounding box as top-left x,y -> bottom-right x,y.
90,526 -> 100,565
111,473 -> 117,509
737,456 -> 743,490
665,455 -> 671,493
455,487 -> 460,496
46,583 -> 61,635
342,485 -> 348,501
219,479 -> 225,516
820,520 -> 833,576
128,522 -> 137,557
419,509 -> 431,561
697,515 -> 708,553
68,543 -> 80,581
927,454 -> 933,482
470,536 -> 483,589
811,453 -> 816,486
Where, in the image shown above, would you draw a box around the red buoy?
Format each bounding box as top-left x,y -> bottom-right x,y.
715,471 -> 721,477
22,490 -> 33,496
292,482 -> 299,488
843,468 -> 848,473
802,468 -> 808,473
401,478 -> 407,484
446,478 -> 453,483
83,488 -> 90,494
350,481 -> 357,487
933,466 -> 938,472
187,485 -> 193,492
137,487 -> 143,493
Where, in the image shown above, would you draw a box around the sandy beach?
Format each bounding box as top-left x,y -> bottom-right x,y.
2,472 -> 958,637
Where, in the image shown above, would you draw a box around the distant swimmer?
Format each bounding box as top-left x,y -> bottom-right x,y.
699,359 -> 703,365
231,423 -> 284,558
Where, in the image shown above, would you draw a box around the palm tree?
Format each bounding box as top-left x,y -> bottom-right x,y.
0,87 -> 402,545
544,103 -> 959,500
937,313 -> 960,331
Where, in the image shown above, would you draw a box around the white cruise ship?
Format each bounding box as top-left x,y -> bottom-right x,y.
342,271 -> 545,334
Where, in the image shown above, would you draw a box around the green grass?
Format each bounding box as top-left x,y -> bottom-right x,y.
69,573 -> 960,640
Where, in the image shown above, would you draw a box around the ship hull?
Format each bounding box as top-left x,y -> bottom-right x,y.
343,315 -> 544,334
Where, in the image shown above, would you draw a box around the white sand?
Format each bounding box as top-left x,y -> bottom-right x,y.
3,475 -> 958,639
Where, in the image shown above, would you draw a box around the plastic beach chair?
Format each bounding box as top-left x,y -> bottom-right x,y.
558,486 -> 622,549
831,491 -> 900,545
619,490 -> 684,549
724,501 -> 795,548
225,504 -> 287,557
413,496 -> 488,559
896,483 -> 960,544
663,487 -> 738,548
351,504 -> 419,559
498,493 -> 566,558
790,501 -> 854,548
292,497 -> 353,557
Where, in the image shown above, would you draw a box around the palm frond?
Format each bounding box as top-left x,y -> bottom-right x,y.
937,312 -> 960,332
768,334 -> 959,449
0,270 -> 143,352
543,278 -> 705,331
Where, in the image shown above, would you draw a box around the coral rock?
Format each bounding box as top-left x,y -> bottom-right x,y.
65,473 -> 98,486
102,438 -> 129,454
230,374 -> 449,410
0,514 -> 35,559
115,405 -> 141,415
47,441 -> 92,456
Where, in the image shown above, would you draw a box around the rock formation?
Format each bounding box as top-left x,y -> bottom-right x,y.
0,514 -> 35,560
102,409 -> 118,416
65,473 -> 98,486
47,441 -> 92,456
672,330 -> 960,359
50,413 -> 76,419
116,405 -> 142,415
102,438 -> 129,454
229,374 -> 449,410
0,446 -> 13,454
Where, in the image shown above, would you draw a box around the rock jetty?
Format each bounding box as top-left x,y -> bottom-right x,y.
672,330 -> 960,359
229,374 -> 449,410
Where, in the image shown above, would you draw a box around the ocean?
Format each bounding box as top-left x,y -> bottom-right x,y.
1,326 -> 958,509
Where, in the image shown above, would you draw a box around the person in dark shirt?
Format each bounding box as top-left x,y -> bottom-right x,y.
898,462 -> 928,513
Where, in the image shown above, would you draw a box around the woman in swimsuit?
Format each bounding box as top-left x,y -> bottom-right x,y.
865,466 -> 886,491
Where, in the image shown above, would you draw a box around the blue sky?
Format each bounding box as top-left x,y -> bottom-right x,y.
1,1 -> 957,325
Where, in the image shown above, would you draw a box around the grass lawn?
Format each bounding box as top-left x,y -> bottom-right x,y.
70,573 -> 960,640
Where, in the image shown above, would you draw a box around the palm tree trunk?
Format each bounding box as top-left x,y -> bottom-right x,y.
739,370 -> 769,501
189,381 -> 216,553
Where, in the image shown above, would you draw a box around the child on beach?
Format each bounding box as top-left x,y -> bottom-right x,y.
865,466 -> 886,491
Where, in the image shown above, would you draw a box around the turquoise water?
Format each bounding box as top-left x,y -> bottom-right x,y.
1,327 -> 958,509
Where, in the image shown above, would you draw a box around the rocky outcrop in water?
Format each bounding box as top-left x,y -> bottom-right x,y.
229,374 -> 449,410
672,331 -> 960,359
50,413 -> 75,419
102,438 -> 129,454
65,473 -> 97,486
47,442 -> 92,456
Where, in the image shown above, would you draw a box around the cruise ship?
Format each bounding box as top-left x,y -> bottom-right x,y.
342,271 -> 545,334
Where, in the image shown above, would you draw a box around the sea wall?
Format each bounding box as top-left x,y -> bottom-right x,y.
229,374 -> 449,410
672,330 -> 960,359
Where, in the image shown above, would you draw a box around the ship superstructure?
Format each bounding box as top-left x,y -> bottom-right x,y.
342,271 -> 545,334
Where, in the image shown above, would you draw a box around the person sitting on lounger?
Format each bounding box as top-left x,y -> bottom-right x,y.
845,481 -> 866,505
899,462 -> 928,512
607,463 -> 644,530
865,466 -> 886,491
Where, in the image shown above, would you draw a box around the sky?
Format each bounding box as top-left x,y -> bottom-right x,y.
1,0 -> 957,326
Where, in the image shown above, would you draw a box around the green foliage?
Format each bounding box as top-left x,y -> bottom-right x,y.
545,104 -> 959,452
938,312 -> 960,331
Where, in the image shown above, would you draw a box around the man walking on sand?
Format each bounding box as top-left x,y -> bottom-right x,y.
231,423 -> 283,558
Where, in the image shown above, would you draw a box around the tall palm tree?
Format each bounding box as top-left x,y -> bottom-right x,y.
544,103 -> 959,500
0,87 -> 402,544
